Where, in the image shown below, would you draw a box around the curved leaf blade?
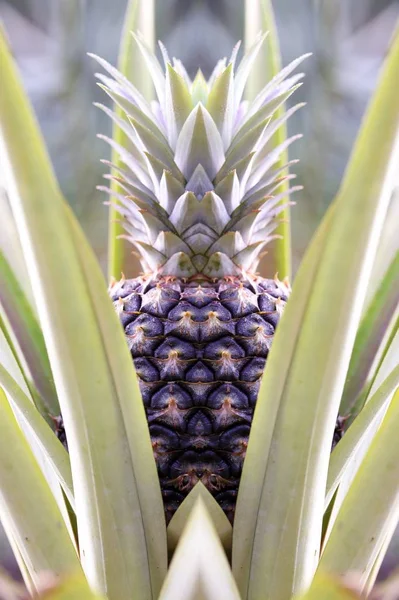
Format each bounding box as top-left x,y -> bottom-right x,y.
319,389 -> 399,590
0,249 -> 59,417
0,363 -> 74,508
108,0 -> 155,279
340,251 -> 399,417
0,29 -> 166,599
234,27 -> 399,600
159,500 -> 240,600
326,364 -> 399,508
244,0 -> 293,278
167,482 -> 232,560
0,388 -> 82,591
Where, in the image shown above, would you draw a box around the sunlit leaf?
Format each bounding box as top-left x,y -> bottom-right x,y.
234,27 -> 399,600
0,363 -> 74,508
0,29 -> 166,599
296,573 -> 361,599
0,249 -> 59,417
244,0 -> 293,278
167,482 -> 232,559
159,500 -> 240,600
326,364 -> 399,508
108,0 -> 155,279
319,389 -> 399,591
340,251 -> 399,417
233,204 -> 334,598
0,388 -> 82,592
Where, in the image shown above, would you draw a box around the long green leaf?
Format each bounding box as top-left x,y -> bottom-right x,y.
0,314 -> 32,397
0,29 -> 166,600
325,364 -> 399,508
340,251 -> 399,417
297,574 -> 361,600
0,318 -> 75,544
37,574 -> 106,600
0,572 -> 106,600
364,188 -> 399,308
322,332 -> 399,547
244,0 -> 292,279
234,27 -> 399,600
167,482 -> 232,560
0,188 -> 34,304
108,0 -> 155,279
318,389 -> 399,590
0,363 -> 74,508
233,204 -> 335,596
1,514 -> 36,595
159,500 -> 241,600
0,249 -> 59,416
66,202 -> 167,583
0,388 -> 82,591
363,530 -> 395,596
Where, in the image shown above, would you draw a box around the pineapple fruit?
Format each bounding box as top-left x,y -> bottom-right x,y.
94,33 -> 306,522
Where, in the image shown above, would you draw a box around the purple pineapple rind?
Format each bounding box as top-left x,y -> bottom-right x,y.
111,275 -> 288,523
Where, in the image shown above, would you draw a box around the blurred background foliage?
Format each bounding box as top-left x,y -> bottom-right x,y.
0,0 -> 398,580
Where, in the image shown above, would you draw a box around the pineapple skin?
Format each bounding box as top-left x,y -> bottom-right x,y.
110,274 -> 289,523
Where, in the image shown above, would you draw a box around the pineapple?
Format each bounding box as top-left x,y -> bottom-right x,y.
94,33 -> 306,523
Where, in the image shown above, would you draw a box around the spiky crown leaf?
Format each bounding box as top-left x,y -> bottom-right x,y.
92,32 -> 308,279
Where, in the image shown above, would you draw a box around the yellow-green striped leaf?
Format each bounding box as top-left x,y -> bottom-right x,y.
108,0 -> 155,279
319,389 -> 399,591
0,29 -> 166,600
0,388 -> 82,592
234,26 -> 399,600
159,500 -> 240,600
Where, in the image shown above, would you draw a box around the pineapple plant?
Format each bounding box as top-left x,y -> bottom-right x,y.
91,32 -> 304,522
0,1 -> 399,599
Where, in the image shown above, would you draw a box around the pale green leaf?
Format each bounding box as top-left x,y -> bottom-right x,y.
206,64 -> 235,148
0,363 -> 74,508
0,388 -> 82,591
244,0 -> 291,278
323,332 -> 399,546
36,574 -> 106,600
318,389 -> 399,591
129,117 -> 180,176
167,482 -> 232,560
0,572 -> 106,600
175,105 -> 225,180
0,188 -> 33,305
1,521 -> 36,595
65,203 -> 167,589
0,249 -> 59,417
0,315 -> 32,397
349,320 -> 399,431
190,70 -> 209,106
96,86 -> 163,139
233,204 -> 335,597
132,30 -> 164,104
234,26 -> 399,600
0,30 -> 166,599
340,251 -> 399,417
165,64 -> 193,147
325,364 -> 399,508
108,0 -> 155,279
159,500 -> 240,600
363,530 -> 395,596
364,188 -> 399,308
296,573 -> 361,600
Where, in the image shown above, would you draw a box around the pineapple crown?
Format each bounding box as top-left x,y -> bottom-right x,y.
92,32 -> 308,279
